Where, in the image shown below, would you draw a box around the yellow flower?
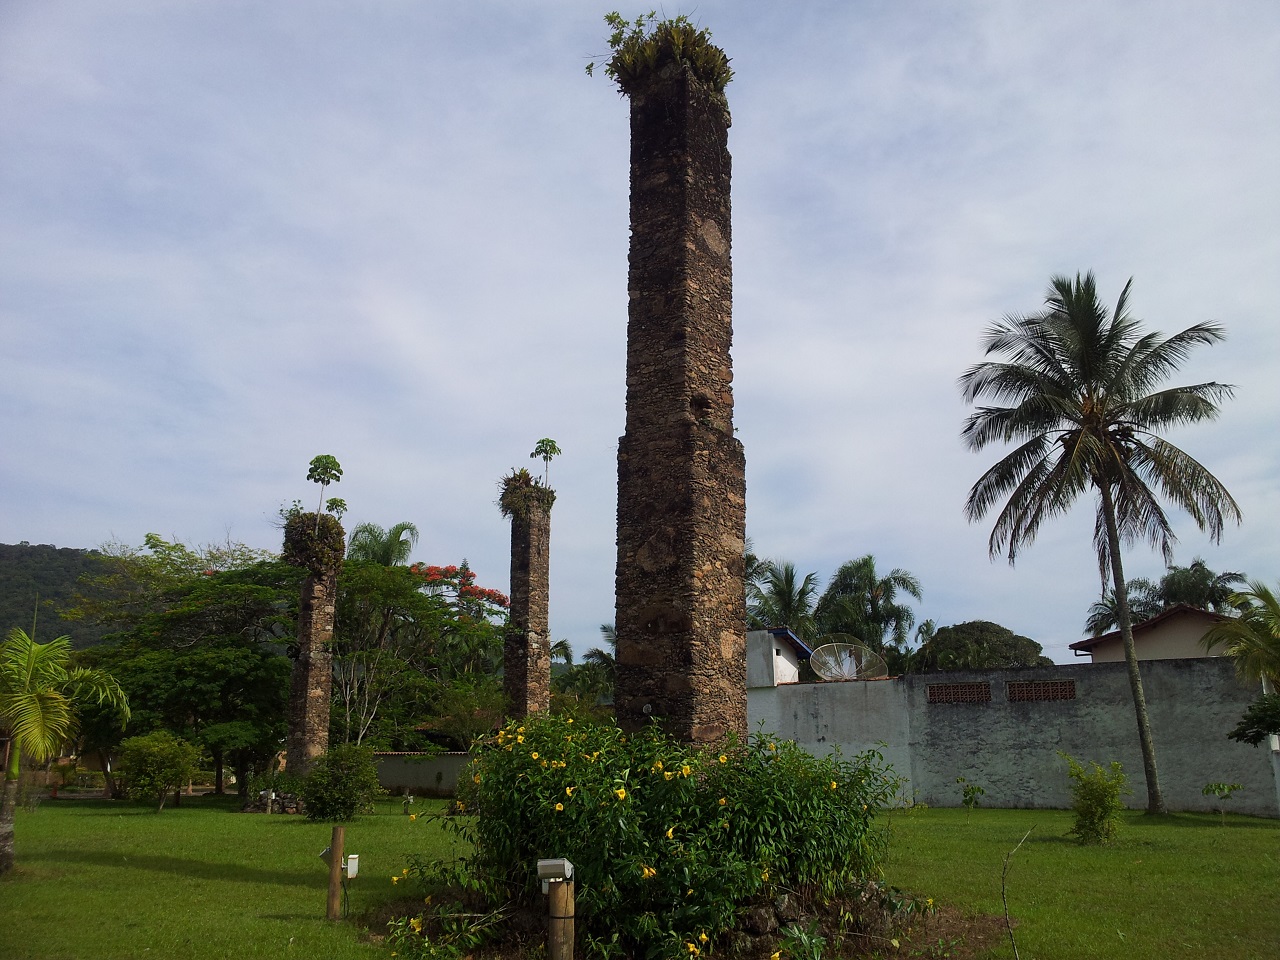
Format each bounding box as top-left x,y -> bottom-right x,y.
830,781 -> 838,790
565,786 -> 576,796
666,826 -> 675,839
402,868 -> 409,876
687,888 -> 694,897
541,760 -> 548,767
555,802 -> 564,811
457,801 -> 466,811
409,917 -> 422,933
473,774 -> 482,784
391,876 -> 399,884
614,787 -> 627,800
517,726 -> 525,733
664,771 -> 674,780
409,814 -> 417,822
761,869 -> 769,881
566,717 -> 574,723
771,953 -> 781,960
655,760 -> 664,770
718,754 -> 727,764
768,742 -> 776,751
686,943 -> 700,955
531,751 -> 539,759
641,864 -> 657,879
681,764 -> 692,777
699,933 -> 709,943
718,797 -> 727,806
517,735 -> 525,743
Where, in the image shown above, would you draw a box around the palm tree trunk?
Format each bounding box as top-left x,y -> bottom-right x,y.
1,745 -> 21,875
1100,484 -> 1167,814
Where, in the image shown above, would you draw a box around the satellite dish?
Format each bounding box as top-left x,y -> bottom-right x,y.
808,636 -> 889,681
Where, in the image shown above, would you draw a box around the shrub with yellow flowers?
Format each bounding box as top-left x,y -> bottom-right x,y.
396,714 -> 898,959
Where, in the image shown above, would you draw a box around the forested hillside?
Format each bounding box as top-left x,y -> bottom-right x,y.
0,542 -> 111,647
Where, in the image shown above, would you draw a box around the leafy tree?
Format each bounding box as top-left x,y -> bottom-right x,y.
346,521 -> 420,566
1226,694 -> 1280,746
306,454 -> 343,531
1084,580 -> 1160,636
1,628 -> 129,874
117,730 -> 199,812
299,742 -> 382,821
913,621 -> 1052,672
550,638 -> 574,667
330,560 -> 451,746
814,555 -> 923,663
1084,559 -> 1244,635
555,624 -> 616,706
529,438 -> 562,487
748,562 -> 820,642
961,271 -> 1240,814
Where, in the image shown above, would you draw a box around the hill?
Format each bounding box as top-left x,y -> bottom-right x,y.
0,542 -> 112,647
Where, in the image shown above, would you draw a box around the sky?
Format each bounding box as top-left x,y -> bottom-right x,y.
3,1 -> 1278,662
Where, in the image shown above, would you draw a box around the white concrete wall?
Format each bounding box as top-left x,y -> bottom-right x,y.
747,659 -> 1280,817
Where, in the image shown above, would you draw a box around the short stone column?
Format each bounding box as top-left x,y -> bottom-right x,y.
500,469 -> 555,717
283,512 -> 345,775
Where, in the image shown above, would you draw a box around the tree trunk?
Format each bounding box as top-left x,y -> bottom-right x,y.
0,776 -> 17,876
212,746 -> 224,795
1100,484 -> 1166,814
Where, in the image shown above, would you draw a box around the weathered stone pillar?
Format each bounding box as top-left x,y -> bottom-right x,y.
612,29 -> 747,744
283,512 -> 345,775
500,469 -> 555,717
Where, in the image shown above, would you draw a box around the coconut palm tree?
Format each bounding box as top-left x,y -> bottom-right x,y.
1,628 -> 130,874
961,272 -> 1240,814
1202,581 -> 1280,685
814,554 -> 923,654
747,562 -> 820,643
346,521 -> 419,566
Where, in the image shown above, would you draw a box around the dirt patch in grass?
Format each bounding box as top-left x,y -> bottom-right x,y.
362,891 -> 1009,959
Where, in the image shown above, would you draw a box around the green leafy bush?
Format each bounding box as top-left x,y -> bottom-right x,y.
406,715 -> 899,959
117,731 -> 199,812
1060,752 -> 1128,844
300,743 -> 383,821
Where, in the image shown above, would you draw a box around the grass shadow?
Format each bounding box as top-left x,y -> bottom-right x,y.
28,848 -> 320,887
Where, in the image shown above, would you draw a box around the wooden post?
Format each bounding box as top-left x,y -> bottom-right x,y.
326,825 -> 345,920
548,878 -> 575,960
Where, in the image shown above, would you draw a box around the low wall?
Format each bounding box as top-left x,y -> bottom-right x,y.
749,659 -> 1280,817
375,752 -> 471,796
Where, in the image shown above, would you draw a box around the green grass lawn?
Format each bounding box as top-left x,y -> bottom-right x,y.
884,807 -> 1280,960
0,794 -> 458,960
5,797 -> 1278,959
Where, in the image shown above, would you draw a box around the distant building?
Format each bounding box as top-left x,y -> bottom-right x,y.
746,628 -> 812,687
1068,604 -> 1229,663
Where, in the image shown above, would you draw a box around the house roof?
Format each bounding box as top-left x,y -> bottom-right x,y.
1068,603 -> 1228,654
767,627 -> 814,660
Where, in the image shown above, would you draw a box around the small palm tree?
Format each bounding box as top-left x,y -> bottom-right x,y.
346,521 -> 420,566
1203,581 -> 1280,686
1,628 -> 130,874
748,562 -> 820,642
961,272 -> 1240,814
815,554 -> 923,653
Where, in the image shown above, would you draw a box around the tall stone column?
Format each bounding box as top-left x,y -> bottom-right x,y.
500,469 -> 555,717
612,28 -> 747,744
283,512 -> 345,775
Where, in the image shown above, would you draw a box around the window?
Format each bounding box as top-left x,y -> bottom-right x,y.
1007,680 -> 1076,702
927,682 -> 991,704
